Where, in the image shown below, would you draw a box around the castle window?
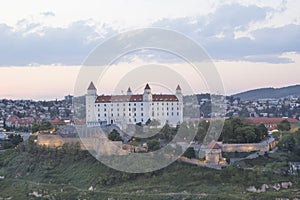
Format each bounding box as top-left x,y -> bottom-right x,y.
177,107 -> 179,110
98,104 -> 100,107
141,113 -> 143,116
162,103 -> 164,105
134,103 -> 136,106
129,103 -> 131,106
104,108 -> 106,111
104,113 -> 107,117
167,112 -> 169,116
141,103 -> 143,106
104,104 -> 106,106
141,108 -> 143,111
129,113 -> 131,116
111,108 -> 113,111
134,118 -> 136,122
171,112 -> 173,116
117,103 -> 119,106
98,114 -> 100,117
141,118 -> 144,122
134,113 -> 136,116
117,113 -> 119,117
166,103 -> 168,105
111,113 -> 113,117
123,113 -> 125,116
177,112 -> 179,116
129,108 -> 131,111
172,107 -> 174,111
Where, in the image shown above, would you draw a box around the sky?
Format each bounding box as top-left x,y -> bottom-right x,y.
0,0 -> 300,100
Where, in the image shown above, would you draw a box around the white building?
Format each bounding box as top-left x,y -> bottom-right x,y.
86,82 -> 183,128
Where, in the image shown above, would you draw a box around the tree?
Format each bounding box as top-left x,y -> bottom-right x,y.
159,123 -> 175,141
40,121 -> 53,131
195,121 -> 210,143
183,147 -> 196,159
278,134 -> 296,151
8,134 -> 23,146
147,139 -> 160,151
278,119 -> 291,131
108,129 -> 123,141
146,119 -> 160,127
31,123 -> 40,133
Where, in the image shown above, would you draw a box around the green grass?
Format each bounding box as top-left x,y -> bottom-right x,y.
0,142 -> 299,199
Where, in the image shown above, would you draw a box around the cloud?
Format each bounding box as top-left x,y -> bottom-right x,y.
0,3 -> 299,66
152,4 -> 300,63
0,21 -> 117,66
40,11 -> 55,17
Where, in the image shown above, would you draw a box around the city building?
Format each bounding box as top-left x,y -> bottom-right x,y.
0,118 -> 4,132
86,82 -> 183,128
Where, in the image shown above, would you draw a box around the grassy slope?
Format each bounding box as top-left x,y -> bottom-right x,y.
0,143 -> 300,200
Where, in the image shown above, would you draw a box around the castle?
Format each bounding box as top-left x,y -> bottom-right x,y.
86,82 -> 183,128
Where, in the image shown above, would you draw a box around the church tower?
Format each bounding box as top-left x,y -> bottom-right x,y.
143,83 -> 152,102
86,81 -> 97,126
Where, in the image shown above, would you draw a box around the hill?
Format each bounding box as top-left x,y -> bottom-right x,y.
0,137 -> 300,199
232,85 -> 300,100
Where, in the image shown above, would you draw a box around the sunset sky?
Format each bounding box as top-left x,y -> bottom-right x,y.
0,0 -> 300,100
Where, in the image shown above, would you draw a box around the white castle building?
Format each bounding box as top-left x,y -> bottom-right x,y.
86,82 -> 183,128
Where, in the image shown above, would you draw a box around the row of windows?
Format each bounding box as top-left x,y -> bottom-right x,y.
97,103 -> 143,107
98,111 -> 180,118
151,112 -> 179,117
98,107 -> 144,112
152,107 -> 179,111
96,102 -> 181,107
98,112 -> 144,117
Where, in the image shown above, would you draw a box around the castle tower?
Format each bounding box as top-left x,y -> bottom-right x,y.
86,81 -> 97,126
143,83 -> 152,102
175,85 -> 183,102
127,87 -> 132,95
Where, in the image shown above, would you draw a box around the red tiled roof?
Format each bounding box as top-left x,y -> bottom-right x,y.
51,118 -> 66,125
206,140 -> 222,149
245,118 -> 299,124
95,94 -> 178,103
96,95 -> 143,103
152,94 -> 178,102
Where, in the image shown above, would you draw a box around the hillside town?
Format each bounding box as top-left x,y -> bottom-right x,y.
1,90 -> 299,170
0,94 -> 299,132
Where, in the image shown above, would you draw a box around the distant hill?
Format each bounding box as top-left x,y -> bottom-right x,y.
232,85 -> 300,100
